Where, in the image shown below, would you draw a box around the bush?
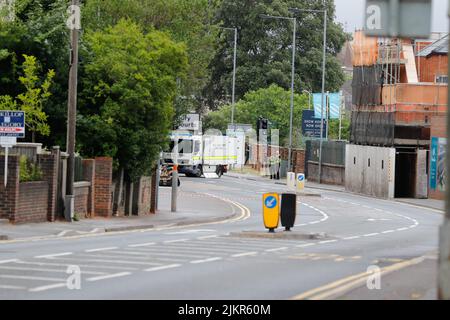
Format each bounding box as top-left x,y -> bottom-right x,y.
19,155 -> 43,182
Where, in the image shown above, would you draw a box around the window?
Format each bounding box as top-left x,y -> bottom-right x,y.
436,75 -> 448,84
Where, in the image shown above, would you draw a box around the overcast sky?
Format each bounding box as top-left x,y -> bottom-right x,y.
334,0 -> 449,33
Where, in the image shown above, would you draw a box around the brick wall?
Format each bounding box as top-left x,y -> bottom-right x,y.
15,181 -> 48,224
37,152 -> 58,222
94,157 -> 113,217
429,115 -> 447,200
0,155 -> 19,221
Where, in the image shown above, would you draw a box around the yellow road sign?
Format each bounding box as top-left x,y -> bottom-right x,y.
263,193 -> 280,231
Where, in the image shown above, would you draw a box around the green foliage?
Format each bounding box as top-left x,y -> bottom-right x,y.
0,54 -> 54,141
19,155 -> 43,182
206,0 -> 348,109
204,84 -> 308,147
79,19 -> 188,181
83,0 -> 218,115
328,117 -> 350,141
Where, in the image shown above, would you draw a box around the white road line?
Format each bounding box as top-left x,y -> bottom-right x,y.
29,283 -> 67,292
164,239 -> 189,244
318,240 -> 338,244
86,272 -> 131,282
35,252 -> 73,259
44,256 -> 162,266
397,227 -> 408,231
296,243 -> 316,248
364,233 -> 379,237
128,242 -> 156,248
15,260 -> 139,271
265,247 -> 288,252
190,257 -> 222,264
197,235 -> 219,240
0,285 -> 26,290
85,247 -> 118,253
0,259 -> 18,264
0,265 -> 105,275
343,236 -> 360,240
0,274 -> 65,282
231,252 -> 258,258
145,264 -> 181,272
382,230 -> 395,234
102,250 -> 209,259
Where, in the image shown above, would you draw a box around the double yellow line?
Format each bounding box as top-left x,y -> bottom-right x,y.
291,256 -> 427,300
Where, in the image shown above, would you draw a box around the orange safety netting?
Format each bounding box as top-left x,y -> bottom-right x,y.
352,30 -> 379,67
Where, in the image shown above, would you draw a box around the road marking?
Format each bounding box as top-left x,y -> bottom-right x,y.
296,243 -> 316,248
0,285 -> 26,290
291,256 -> 426,300
85,247 -> 118,253
382,230 -> 395,234
145,264 -> 181,272
265,247 -> 288,252
0,274 -> 65,282
397,227 -> 408,231
343,236 -> 360,240
128,242 -> 156,248
364,233 -> 379,237
197,235 -> 219,240
45,256 -> 162,266
86,272 -> 131,282
16,260 -> 138,271
0,259 -> 18,264
103,250 -> 208,259
164,239 -> 188,244
231,252 -> 258,258
165,229 -> 216,235
35,252 -> 73,259
0,265 -> 105,275
190,257 -> 222,264
29,283 -> 67,292
318,240 -> 338,244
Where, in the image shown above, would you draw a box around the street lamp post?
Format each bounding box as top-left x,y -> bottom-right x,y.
289,6 -> 327,184
260,14 -> 296,173
221,27 -> 238,130
302,90 -> 312,110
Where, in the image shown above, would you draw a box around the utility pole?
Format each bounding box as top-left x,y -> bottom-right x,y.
259,14 -> 297,173
318,7 -> 327,185
232,28 -> 237,130
65,0 -> 80,222
439,0 -> 450,300
171,139 -> 178,213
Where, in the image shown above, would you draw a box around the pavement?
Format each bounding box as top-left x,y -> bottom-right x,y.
0,174 -> 444,299
0,187 -> 239,242
227,170 -> 445,212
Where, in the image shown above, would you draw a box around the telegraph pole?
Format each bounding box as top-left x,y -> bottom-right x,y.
65,0 -> 80,221
318,7 -> 327,185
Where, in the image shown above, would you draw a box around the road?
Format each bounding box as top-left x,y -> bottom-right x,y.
0,175 -> 443,299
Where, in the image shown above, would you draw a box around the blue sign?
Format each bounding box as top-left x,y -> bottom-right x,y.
302,110 -> 327,138
313,94 -> 326,119
313,93 -> 342,119
0,111 -> 25,138
430,137 -> 446,191
328,93 -> 342,119
264,196 -> 277,209
298,175 -> 304,182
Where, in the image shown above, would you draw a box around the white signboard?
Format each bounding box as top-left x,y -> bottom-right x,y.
179,114 -> 200,131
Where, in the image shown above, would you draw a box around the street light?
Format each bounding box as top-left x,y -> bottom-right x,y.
220,27 -> 238,130
289,6 -> 327,184
260,14 -> 296,173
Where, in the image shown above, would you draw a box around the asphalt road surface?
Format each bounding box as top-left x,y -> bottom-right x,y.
0,175 -> 443,299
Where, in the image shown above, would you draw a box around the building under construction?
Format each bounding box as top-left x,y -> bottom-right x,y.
346,31 -> 448,199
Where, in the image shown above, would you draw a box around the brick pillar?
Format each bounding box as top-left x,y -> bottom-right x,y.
0,155 -> 20,222
37,152 -> 58,222
82,159 -> 95,217
94,157 -> 113,217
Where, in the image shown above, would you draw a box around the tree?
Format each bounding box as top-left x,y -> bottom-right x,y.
83,0 -> 219,115
203,84 -> 308,147
205,0 -> 348,110
78,19 -> 188,181
0,54 -> 55,142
